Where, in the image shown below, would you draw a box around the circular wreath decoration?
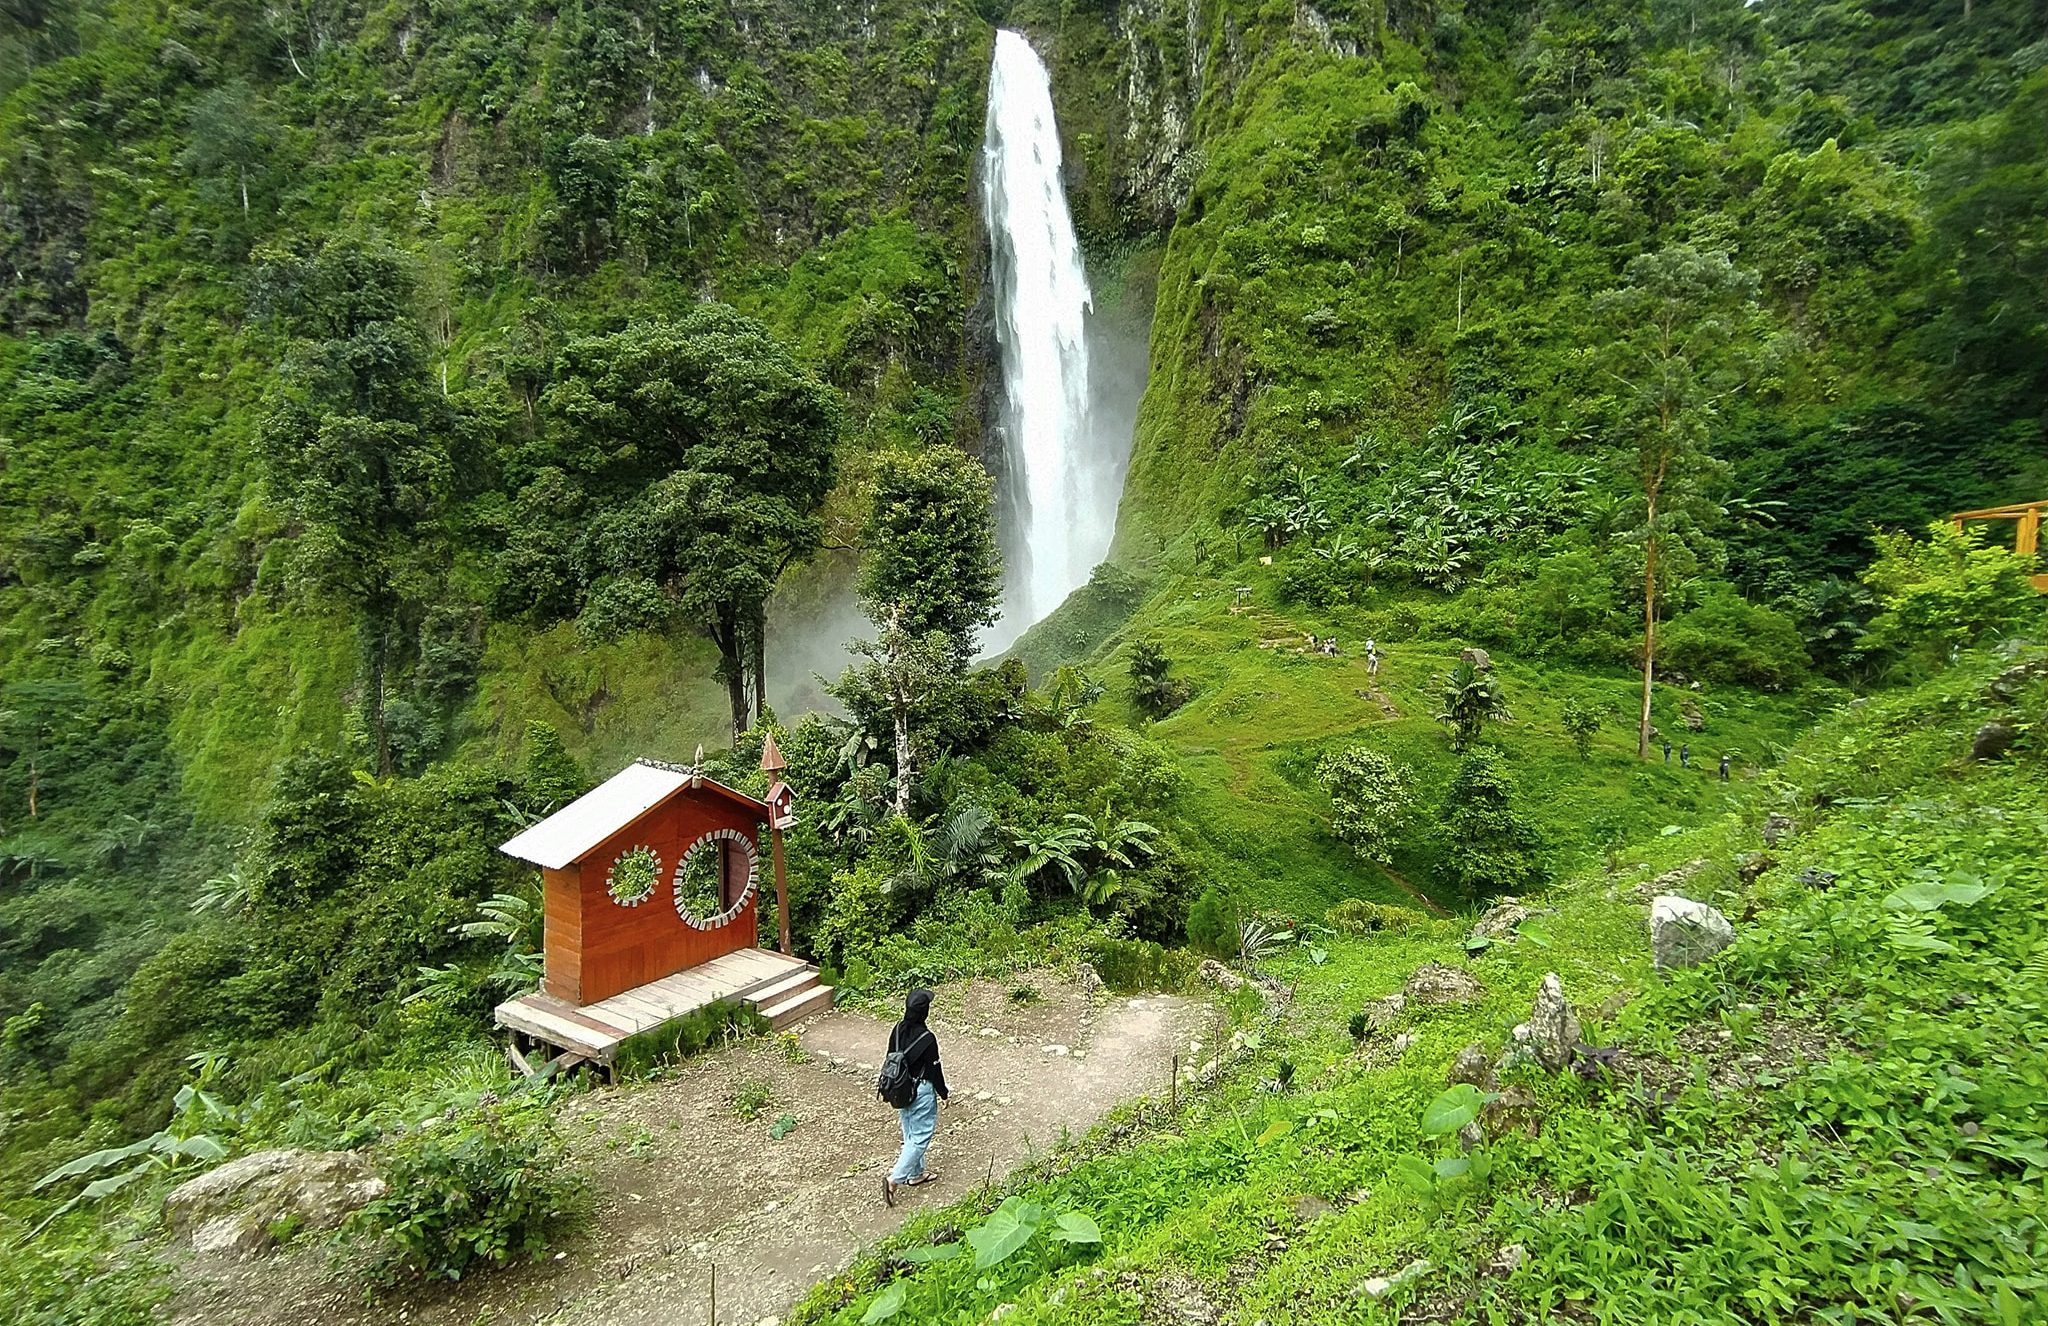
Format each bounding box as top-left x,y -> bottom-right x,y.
673,829 -> 758,930
607,845 -> 662,908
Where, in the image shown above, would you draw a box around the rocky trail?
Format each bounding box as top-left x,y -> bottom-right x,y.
164,973 -> 1213,1326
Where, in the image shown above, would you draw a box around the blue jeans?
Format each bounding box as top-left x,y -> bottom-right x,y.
890,1080 -> 937,1183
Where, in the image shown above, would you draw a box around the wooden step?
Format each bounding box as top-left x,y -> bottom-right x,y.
759,983 -> 834,1030
744,967 -> 820,1010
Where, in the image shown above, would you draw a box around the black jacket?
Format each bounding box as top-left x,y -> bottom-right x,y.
888,988 -> 949,1100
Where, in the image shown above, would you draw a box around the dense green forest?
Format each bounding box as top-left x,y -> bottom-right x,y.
2,0 -> 2045,1321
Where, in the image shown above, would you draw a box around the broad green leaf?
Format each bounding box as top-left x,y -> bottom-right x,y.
967,1196 -> 1042,1269
1393,1154 -> 1436,1194
861,1281 -> 907,1323
1049,1211 -> 1101,1244
1520,922 -> 1553,949
166,1134 -> 228,1163
1883,881 -> 1955,912
1255,1119 -> 1294,1146
80,1166 -> 147,1200
898,1243 -> 962,1264
35,1137 -> 156,1189
1420,1084 -> 1494,1138
1433,1155 -> 1471,1180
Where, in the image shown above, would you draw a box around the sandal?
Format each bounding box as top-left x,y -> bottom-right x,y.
882,1177 -> 897,1207
903,1172 -> 937,1188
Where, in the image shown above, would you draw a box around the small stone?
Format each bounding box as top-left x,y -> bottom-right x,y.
974,1090 -> 992,1102
1390,1033 -> 1415,1055
1971,722 -> 2017,761
1403,963 -> 1482,1004
1487,1243 -> 1527,1275
689,1241 -> 711,1255
997,1096 -> 1012,1106
1041,1043 -> 1070,1056
1468,900 -> 1534,945
1448,1043 -> 1498,1092
1761,813 -> 1795,848
1737,853 -> 1777,885
1292,1194 -> 1335,1221
980,1027 -> 1001,1037
1651,895 -> 1734,971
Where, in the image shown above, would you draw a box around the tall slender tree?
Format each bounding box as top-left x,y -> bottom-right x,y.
1594,246 -> 1757,758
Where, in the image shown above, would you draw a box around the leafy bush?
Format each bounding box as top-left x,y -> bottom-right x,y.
1437,750 -> 1547,900
1324,898 -> 1426,934
1314,747 -> 1416,865
613,999 -> 768,1077
1560,697 -> 1603,758
1084,936 -> 1201,992
1128,640 -> 1194,718
353,1102 -> 585,1282
1658,587 -> 1812,690
1859,522 -> 2044,671
1185,886 -> 1241,959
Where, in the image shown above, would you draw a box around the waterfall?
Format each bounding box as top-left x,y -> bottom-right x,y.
979,29 -> 1133,654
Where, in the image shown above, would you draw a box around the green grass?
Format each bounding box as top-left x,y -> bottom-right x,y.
1057,564 -> 1825,920
791,647 -> 2048,1325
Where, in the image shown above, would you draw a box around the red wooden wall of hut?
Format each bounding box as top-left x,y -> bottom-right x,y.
542,784 -> 766,1006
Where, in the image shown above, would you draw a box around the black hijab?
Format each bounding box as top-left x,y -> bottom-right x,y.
900,988 -> 933,1032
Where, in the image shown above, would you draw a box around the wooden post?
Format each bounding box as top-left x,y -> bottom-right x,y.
708,1262 -> 716,1324
769,818 -> 793,956
1171,1053 -> 1180,1112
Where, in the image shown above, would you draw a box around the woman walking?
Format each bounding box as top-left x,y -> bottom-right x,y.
879,988 -> 949,1206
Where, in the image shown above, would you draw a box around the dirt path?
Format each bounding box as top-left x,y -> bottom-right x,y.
164,973 -> 1213,1326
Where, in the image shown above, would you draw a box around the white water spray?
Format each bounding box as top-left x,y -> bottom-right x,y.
980,29 -> 1133,653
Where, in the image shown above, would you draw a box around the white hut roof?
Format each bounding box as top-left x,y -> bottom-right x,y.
499,759 -> 767,870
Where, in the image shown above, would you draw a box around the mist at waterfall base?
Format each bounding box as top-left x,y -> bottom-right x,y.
764,28 -> 1142,715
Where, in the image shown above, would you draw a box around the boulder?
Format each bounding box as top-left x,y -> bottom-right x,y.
164,1148 -> 383,1258
1459,647 -> 1492,672
1971,721 -> 2017,761
1650,895 -> 1734,971
1504,973 -> 1580,1075
1468,899 -> 1534,944
1402,963 -> 1482,1005
1482,1083 -> 1543,1138
1760,813 -> 1795,848
1986,660 -> 2048,704
1361,993 -> 1407,1034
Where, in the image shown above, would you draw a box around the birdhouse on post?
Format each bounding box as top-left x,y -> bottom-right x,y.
759,732 -> 797,956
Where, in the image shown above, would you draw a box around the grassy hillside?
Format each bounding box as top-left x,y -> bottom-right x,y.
794,646 -> 2048,1324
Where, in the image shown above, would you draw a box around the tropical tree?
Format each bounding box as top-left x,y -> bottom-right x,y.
1438,750 -> 1547,900
857,446 -> 1002,657
545,307 -> 841,734
1594,244 -> 1758,758
1128,640 -> 1192,718
1314,747 -> 1415,865
255,235 -> 458,773
827,615 -> 956,817
1436,659 -> 1511,752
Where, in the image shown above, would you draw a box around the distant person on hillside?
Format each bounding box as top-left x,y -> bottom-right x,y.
1680,743 -> 1691,770
1662,738 -> 1673,763
877,988 -> 949,1206
1719,753 -> 1731,782
1365,639 -> 1380,678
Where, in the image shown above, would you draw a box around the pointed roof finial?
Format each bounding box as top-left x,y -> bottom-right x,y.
759,730 -> 786,774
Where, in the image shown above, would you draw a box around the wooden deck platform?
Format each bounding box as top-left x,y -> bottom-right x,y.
494,948 -> 834,1067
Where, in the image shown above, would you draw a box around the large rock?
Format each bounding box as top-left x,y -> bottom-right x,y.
1447,1043 -> 1498,1092
1509,973 -> 1581,1074
1403,963 -> 1482,1005
165,1148 -> 383,1258
1650,895 -> 1734,971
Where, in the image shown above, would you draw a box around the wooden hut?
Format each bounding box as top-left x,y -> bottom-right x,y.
493,756 -> 830,1070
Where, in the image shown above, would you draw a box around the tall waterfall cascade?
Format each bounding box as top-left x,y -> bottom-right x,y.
980,29 -> 1135,654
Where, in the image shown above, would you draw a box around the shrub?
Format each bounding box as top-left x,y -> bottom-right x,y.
1128,640 -> 1194,718
1314,747 -> 1416,865
1561,697 -> 1602,758
1658,587 -> 1811,690
1084,936 -> 1201,992
354,1102 -> 586,1282
613,999 -> 768,1076
1859,522 -> 2044,671
1325,898 -> 1426,934
1186,886 -> 1241,959
1437,750 -> 1548,900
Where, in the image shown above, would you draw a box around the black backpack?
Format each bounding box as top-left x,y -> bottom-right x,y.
876,1028 -> 931,1108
